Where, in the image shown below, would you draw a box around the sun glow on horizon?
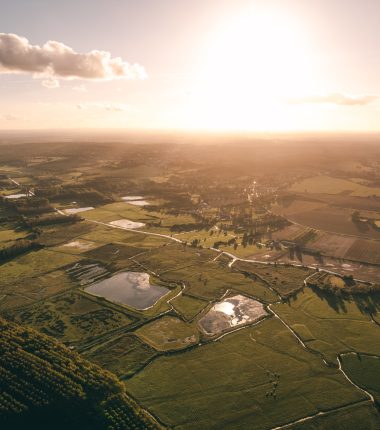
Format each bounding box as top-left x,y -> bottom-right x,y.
185,5 -> 325,131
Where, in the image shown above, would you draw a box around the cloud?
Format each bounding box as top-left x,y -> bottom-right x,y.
42,78 -> 60,88
0,33 -> 147,85
287,93 -> 378,106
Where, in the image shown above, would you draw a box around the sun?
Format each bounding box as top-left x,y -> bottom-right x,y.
186,5 -> 321,131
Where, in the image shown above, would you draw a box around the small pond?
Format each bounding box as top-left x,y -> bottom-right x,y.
198,294 -> 268,336
122,196 -> 150,206
110,219 -> 145,229
85,272 -> 170,310
63,207 -> 94,214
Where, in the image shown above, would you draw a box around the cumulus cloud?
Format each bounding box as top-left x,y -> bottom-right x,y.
287,93 -> 378,106
0,33 -> 147,85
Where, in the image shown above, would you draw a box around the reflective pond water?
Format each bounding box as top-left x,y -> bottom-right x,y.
85,272 -> 170,310
198,294 -> 268,336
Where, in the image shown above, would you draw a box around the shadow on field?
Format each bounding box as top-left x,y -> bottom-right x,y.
351,293 -> 380,319
308,284 -> 348,313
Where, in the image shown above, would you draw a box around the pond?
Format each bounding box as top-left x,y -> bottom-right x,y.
110,219 -> 145,229
63,207 -> 94,214
198,294 -> 268,336
85,272 -> 170,310
4,193 -> 28,199
122,195 -> 150,206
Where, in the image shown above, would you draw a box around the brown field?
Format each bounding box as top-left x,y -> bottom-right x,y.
295,193 -> 380,212
288,206 -> 380,239
345,239 -> 380,265
311,232 -> 356,258
267,224 -> 308,241
272,199 -> 327,216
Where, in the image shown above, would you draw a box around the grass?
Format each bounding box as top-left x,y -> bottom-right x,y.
134,243 -> 215,275
7,291 -> 136,345
272,287 -> 380,364
82,242 -> 147,269
288,403 -> 380,429
0,249 -> 80,287
171,294 -> 209,320
0,268 -> 77,311
126,317 -> 366,430
161,259 -> 278,302
38,221 -> 96,246
0,229 -> 27,242
84,333 -> 158,378
341,353 -> 380,403
290,175 -> 380,197
80,225 -> 170,247
235,261 -> 312,297
136,315 -> 199,351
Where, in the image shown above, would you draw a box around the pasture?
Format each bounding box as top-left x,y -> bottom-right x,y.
8,291 -> 136,344
272,288 -> 380,364
290,175 -> 380,197
83,333 -> 158,378
136,316 -> 199,351
341,353 -> 380,404
126,317 -> 366,430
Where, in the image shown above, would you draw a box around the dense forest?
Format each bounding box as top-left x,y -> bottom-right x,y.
0,318 -> 161,430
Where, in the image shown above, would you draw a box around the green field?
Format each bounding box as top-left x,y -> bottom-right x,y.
126,317 -> 368,430
0,249 -> 80,287
341,353 -> 380,403
84,333 -> 158,378
171,294 -> 209,320
136,315 -> 199,351
8,291 -> 136,345
0,268 -> 77,311
162,259 -> 278,302
290,175 -> 380,196
272,287 -> 380,364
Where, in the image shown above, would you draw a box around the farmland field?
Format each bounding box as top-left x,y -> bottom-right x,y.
290,175 -> 380,197
1,139 -> 380,429
126,317 -> 369,430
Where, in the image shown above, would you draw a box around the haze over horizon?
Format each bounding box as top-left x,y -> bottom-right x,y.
1,0 -> 380,132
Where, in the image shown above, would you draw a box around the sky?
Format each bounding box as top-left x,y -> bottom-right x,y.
0,0 -> 380,132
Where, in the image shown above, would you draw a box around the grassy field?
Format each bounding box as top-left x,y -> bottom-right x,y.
134,243 -> 215,275
84,333 -> 158,378
290,175 -> 380,197
0,249 -> 80,287
171,294 -> 209,320
162,260 -> 279,302
80,225 -> 171,247
0,268 -> 77,311
341,353 -> 380,403
0,228 -> 28,242
126,317 -> 367,430
8,291 -> 136,345
235,261 -> 312,297
288,403 -> 380,430
272,288 -> 380,364
136,315 -> 199,351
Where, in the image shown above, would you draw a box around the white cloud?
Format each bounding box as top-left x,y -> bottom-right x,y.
0,33 -> 147,86
42,78 -> 60,88
287,93 -> 378,106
